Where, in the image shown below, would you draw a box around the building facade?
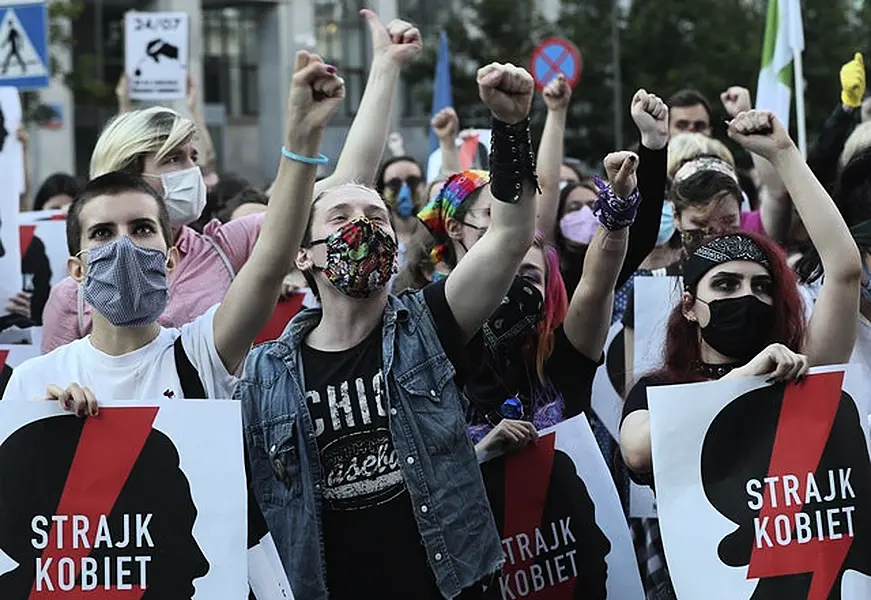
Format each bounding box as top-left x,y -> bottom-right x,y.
33,0 -> 554,187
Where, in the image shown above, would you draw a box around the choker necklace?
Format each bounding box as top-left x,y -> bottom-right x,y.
697,362 -> 741,380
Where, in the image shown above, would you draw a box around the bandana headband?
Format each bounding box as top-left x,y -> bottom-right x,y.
417,169 -> 489,263
683,233 -> 770,291
673,156 -> 738,185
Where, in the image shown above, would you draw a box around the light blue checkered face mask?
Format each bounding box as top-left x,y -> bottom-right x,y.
78,236 -> 169,327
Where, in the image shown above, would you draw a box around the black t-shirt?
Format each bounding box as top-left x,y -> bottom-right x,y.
300,282 -> 466,599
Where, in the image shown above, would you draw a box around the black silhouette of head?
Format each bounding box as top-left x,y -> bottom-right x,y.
701,383 -> 871,598
481,448 -> 611,599
0,415 -> 209,598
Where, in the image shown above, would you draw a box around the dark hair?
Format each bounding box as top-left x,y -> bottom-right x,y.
737,170 -> 759,211
206,173 -> 249,216
33,173 -> 82,211
562,157 -> 586,181
392,223 -> 436,294
667,89 -> 712,121
375,156 -> 423,193
66,171 -> 172,256
671,169 -> 742,217
796,146 -> 871,283
216,186 -> 268,223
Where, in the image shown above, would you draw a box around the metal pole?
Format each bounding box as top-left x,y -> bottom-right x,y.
612,0 -> 623,148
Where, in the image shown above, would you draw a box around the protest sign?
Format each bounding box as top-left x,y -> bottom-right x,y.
480,414 -> 644,600
0,398 -> 248,598
125,12 -> 189,101
649,366 -> 871,599
632,276 -> 681,379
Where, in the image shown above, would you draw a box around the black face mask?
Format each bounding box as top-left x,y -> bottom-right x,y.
699,295 -> 775,362
482,276 -> 544,355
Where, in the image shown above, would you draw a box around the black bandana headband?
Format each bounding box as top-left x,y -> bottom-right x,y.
683,233 -> 770,291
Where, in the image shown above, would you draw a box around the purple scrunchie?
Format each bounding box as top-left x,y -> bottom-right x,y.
592,175 -> 642,231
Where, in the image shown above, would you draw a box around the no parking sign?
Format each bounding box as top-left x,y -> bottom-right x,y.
530,37 -> 583,91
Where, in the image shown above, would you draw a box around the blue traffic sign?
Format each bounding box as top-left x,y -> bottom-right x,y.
530,37 -> 583,92
0,0 -> 49,89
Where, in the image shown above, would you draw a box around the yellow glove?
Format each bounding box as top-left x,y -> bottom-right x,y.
841,53 -> 866,108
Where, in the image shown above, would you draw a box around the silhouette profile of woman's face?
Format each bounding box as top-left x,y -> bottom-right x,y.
701,379 -> 871,599
481,447 -> 611,600
0,415 -> 209,598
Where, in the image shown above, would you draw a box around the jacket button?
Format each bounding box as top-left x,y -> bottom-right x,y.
390,408 -> 397,415
421,504 -> 428,513
435,553 -> 443,561
270,444 -> 276,454
429,390 -> 436,397
406,456 -> 415,465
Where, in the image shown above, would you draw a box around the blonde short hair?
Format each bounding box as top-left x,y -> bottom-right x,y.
667,133 -> 735,179
89,106 -> 196,178
840,121 -> 871,168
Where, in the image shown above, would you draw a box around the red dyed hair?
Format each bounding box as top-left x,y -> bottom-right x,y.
526,232 -> 569,384
650,231 -> 806,385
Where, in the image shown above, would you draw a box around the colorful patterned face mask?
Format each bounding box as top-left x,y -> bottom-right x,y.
309,217 -> 398,299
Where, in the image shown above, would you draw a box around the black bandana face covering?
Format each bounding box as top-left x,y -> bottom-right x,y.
482,276 -> 544,354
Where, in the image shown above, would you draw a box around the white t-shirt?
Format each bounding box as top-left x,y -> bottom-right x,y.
2,305 -> 236,402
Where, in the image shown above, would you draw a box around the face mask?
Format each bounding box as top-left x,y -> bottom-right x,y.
431,271 -> 448,283
657,203 -> 676,245
699,295 -> 774,362
482,276 -> 544,355
559,206 -> 598,245
152,167 -> 207,226
395,183 -> 414,218
310,217 -> 397,299
80,236 -> 169,327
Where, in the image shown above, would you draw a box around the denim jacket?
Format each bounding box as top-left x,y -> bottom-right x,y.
234,292 -> 504,599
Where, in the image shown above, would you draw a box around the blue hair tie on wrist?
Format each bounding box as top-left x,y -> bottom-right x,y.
281,146 -> 329,165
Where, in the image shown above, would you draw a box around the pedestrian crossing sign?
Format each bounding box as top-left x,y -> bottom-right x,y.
0,0 -> 48,89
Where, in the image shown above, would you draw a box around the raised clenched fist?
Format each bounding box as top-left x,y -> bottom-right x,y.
477,63 -> 534,125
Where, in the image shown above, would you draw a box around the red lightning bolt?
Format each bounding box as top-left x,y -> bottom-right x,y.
29,407 -> 158,599
746,371 -> 852,600
504,433 -> 576,599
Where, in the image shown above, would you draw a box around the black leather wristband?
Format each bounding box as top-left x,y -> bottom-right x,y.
488,117 -> 539,203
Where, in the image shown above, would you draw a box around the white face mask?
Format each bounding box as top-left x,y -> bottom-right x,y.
151,166 -> 207,226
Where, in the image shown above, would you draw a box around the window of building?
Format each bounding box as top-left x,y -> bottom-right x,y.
314,0 -> 368,119
202,7 -> 260,117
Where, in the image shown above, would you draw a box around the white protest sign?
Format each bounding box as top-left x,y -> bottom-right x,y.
648,365 -> 871,599
633,276 -> 682,379
125,12 -> 188,101
0,398 -> 248,597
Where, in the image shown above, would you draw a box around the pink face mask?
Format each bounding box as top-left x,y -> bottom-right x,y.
559,206 -> 599,245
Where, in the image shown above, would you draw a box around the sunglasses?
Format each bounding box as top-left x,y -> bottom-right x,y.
383,176 -> 423,195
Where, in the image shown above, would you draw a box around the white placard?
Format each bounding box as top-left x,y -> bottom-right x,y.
648,365 -> 871,599
125,12 -> 189,101
633,276 -> 682,378
0,398 -> 248,597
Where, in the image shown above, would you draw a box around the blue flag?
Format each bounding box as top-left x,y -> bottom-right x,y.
429,31 -> 453,154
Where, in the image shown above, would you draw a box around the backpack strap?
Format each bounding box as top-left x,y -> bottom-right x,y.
203,234 -> 236,280
173,336 -> 207,398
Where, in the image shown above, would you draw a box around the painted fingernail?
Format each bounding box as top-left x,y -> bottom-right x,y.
326,65 -> 337,73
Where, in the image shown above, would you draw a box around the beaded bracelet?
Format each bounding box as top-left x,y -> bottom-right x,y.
592,175 -> 642,231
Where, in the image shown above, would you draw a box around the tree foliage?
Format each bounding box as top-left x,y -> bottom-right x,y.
403,0 -> 871,166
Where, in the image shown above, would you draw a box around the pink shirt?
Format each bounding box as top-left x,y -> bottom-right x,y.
740,210 -> 765,235
40,214 -> 264,353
